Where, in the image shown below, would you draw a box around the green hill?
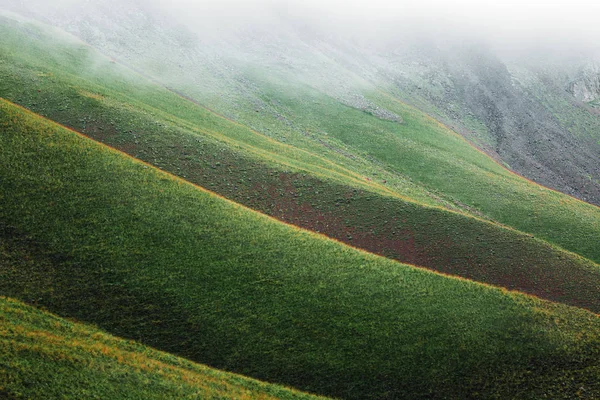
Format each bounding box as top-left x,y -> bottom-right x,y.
1,98 -> 600,399
0,296 -> 326,400
1,13 -> 600,313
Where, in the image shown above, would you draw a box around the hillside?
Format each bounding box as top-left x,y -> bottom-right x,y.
0,296 -> 326,400
5,0 -> 599,207
1,12 -> 600,314
1,97 -> 600,399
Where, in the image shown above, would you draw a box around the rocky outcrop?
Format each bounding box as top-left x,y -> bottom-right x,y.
567,64 -> 600,102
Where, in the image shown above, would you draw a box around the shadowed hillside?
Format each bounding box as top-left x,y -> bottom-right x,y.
0,297 -> 327,400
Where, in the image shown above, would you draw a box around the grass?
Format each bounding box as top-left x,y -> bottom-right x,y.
20,12 -> 596,271
1,98 -> 600,399
0,13 -> 406,202
0,296 -> 327,400
231,73 -> 600,265
1,13 -> 600,314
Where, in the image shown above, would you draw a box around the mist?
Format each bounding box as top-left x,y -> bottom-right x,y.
145,0 -> 600,56
4,0 -> 600,62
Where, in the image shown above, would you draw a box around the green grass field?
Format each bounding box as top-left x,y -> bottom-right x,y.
0,296 -> 327,400
1,13 -> 600,315
1,98 -> 600,399
230,74 -> 600,265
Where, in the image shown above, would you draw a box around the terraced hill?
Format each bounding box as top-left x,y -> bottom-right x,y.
0,296 -> 327,400
1,13 -> 599,313
1,97 -> 600,399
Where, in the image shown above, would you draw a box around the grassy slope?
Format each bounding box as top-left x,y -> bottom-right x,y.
0,14 -> 413,203
1,14 -> 600,313
1,98 -> 600,400
0,297 -> 327,400
234,73 -> 600,265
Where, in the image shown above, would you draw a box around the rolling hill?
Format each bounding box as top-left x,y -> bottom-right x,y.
0,296 -> 327,400
1,96 -> 600,399
6,0 -> 599,207
2,5 -> 600,400
1,12 -> 599,313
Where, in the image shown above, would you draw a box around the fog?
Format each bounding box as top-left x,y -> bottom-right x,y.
3,0 -> 599,59
147,0 -> 600,55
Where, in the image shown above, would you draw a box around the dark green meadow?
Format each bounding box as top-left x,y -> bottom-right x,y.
0,296 -> 327,400
1,98 -> 600,399
1,14 -> 599,314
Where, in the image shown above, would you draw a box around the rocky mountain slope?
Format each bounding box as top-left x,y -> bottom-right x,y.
568,62 -> 600,103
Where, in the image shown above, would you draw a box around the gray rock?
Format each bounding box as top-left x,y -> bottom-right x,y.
567,63 -> 600,102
